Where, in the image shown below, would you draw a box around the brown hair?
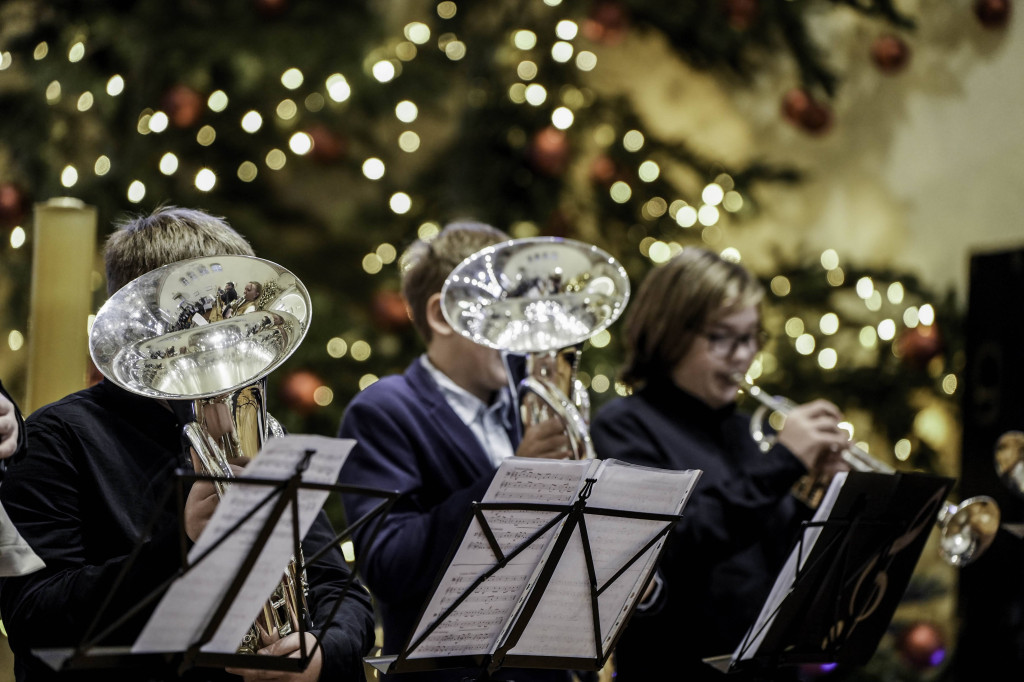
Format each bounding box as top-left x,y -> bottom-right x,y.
399,221 -> 509,343
620,247 -> 764,387
104,206 -> 254,295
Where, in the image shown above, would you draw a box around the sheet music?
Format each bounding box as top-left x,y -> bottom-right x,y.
508,459 -> 700,658
732,471 -> 849,663
132,435 -> 355,654
406,457 -> 700,663
407,458 -> 594,658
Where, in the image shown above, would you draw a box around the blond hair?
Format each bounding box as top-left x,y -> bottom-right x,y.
399,221 -> 509,343
104,206 -> 254,294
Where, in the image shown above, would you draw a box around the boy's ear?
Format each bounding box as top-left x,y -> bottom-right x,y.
425,293 -> 454,337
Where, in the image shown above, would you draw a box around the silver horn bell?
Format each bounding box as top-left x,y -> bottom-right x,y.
441,237 -> 630,460
90,255 -> 310,400
89,254 -> 312,655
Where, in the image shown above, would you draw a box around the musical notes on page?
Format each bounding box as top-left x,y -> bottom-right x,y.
401,456 -> 700,667
132,435 -> 355,655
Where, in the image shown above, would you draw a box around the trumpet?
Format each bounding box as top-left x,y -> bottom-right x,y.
734,374 -> 1001,567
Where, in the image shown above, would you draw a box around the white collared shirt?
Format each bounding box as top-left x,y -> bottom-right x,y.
420,355 -> 515,467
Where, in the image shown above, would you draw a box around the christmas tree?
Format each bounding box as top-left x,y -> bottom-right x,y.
0,1 -> 1015,678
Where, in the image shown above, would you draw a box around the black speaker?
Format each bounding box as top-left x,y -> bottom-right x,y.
954,246 -> 1024,680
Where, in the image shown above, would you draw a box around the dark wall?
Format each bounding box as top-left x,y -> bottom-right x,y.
953,245 -> 1024,680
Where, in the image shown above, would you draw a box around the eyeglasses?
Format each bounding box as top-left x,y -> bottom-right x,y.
700,329 -> 769,358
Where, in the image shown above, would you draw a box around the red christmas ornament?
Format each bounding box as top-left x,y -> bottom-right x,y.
724,0 -> 760,31
871,34 -> 911,74
897,621 -> 946,670
528,127 -> 571,176
781,88 -> 833,135
896,324 -> 943,369
254,0 -> 289,18
582,0 -> 630,45
306,123 -> 347,163
279,370 -> 322,413
588,155 -> 618,187
974,0 -> 1012,28
161,84 -> 204,128
0,182 -> 30,228
371,289 -> 411,332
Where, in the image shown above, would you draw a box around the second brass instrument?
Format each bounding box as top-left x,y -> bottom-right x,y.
734,373 -> 1000,567
440,237 -> 630,459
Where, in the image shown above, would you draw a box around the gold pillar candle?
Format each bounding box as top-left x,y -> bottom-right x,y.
26,198 -> 98,412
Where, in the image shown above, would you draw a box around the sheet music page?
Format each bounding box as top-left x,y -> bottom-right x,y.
507,459 -> 701,658
732,471 -> 849,664
132,435 -> 355,654
407,457 -> 595,659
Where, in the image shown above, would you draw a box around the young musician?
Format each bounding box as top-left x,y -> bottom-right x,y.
337,221 -> 574,681
0,206 -> 376,682
590,247 -> 852,681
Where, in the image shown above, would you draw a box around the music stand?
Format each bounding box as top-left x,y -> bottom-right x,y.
32,436 -> 399,678
369,458 -> 697,681
709,471 -> 954,676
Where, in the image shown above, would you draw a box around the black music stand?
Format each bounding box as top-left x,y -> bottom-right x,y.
708,471 -> 954,676
368,476 -> 686,681
31,439 -> 399,678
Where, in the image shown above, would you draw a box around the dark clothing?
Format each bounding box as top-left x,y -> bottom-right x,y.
591,378 -> 811,682
338,358 -> 570,682
0,379 -> 376,682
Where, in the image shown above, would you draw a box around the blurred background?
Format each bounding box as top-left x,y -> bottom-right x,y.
0,0 -> 1022,679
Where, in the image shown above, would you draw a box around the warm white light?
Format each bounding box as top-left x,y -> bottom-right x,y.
10,227 -> 26,249
877,319 -> 897,341
281,67 -> 304,89
127,180 -> 146,203
919,304 -> 936,326
675,205 -> 697,228
525,83 -> 547,106
241,110 -> 263,133
106,75 -> 125,96
818,348 -> 838,369
551,41 -> 574,63
395,100 -> 418,122
575,51 -> 597,71
159,152 -> 178,175
398,131 -> 421,152
856,277 -> 874,299
819,313 -> 839,335
195,168 -> 216,192
326,74 -> 351,102
638,161 -> 660,182
208,90 -> 228,112
610,181 -> 631,204
697,205 -> 720,226
702,183 -> 724,206
821,249 -> 840,270
148,111 -> 169,133
289,132 -> 313,155
363,158 -> 386,180
60,165 -> 78,187
623,130 -> 644,152
404,22 -> 431,44
795,334 -> 816,355
888,282 -> 905,304
555,20 -> 579,40
8,330 -> 24,351
389,192 -> 412,214
372,61 -> 396,83
551,107 -> 574,129
513,30 -> 537,50
444,41 -> 467,61
68,41 -> 85,63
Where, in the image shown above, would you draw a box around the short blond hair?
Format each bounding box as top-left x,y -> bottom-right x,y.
104,206 -> 254,295
399,221 -> 509,343
620,247 -> 764,387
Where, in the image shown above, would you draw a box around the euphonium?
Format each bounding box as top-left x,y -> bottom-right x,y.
440,237 -> 630,459
89,254 -> 313,654
735,373 -> 1001,567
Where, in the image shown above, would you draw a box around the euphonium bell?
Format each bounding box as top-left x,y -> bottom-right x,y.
440,237 -> 630,459
89,254 -> 313,654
